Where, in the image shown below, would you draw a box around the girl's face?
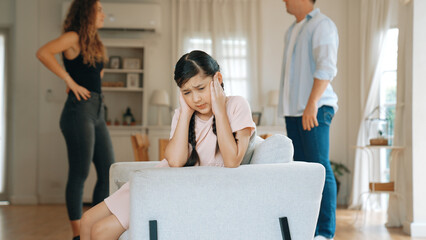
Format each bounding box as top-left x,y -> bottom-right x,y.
181,73 -> 214,119
94,2 -> 105,29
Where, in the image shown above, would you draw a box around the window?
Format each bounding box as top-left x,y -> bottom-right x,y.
379,28 -> 398,143
0,31 -> 6,195
378,28 -> 398,192
184,37 -> 249,99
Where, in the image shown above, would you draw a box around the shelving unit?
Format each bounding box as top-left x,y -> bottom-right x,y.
102,38 -> 147,129
82,38 -> 149,203
352,145 -> 405,225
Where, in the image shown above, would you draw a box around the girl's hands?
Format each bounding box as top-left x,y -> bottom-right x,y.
179,91 -> 194,117
64,77 -> 91,101
210,73 -> 226,116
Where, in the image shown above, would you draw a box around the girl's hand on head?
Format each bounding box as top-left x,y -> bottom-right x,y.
210,73 -> 226,116
179,91 -> 194,116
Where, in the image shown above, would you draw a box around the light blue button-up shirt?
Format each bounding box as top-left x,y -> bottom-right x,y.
278,8 -> 339,117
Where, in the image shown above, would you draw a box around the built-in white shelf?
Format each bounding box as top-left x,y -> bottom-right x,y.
102,87 -> 143,92
104,68 -> 143,74
107,125 -> 147,131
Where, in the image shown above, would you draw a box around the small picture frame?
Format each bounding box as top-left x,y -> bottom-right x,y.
126,73 -> 140,89
252,112 -> 262,126
123,58 -> 141,70
109,56 -> 121,69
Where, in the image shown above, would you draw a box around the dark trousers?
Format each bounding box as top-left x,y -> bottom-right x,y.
60,92 -> 115,220
285,106 -> 336,238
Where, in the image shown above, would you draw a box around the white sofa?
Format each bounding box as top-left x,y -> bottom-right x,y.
109,135 -> 325,240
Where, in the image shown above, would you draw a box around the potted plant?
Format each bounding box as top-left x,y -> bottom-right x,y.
330,161 -> 350,196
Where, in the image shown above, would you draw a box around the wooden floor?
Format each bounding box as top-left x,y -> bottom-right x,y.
0,204 -> 424,240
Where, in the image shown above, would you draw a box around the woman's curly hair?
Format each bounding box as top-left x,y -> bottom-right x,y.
63,0 -> 107,66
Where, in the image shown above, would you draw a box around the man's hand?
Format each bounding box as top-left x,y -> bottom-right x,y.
302,101 -> 318,131
302,79 -> 330,131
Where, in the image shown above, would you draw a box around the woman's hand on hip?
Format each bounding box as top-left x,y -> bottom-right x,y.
210,73 -> 226,116
64,77 -> 90,101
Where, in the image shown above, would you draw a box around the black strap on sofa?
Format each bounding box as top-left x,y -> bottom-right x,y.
279,217 -> 292,240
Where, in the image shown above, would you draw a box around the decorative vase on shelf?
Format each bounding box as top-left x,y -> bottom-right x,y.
114,118 -> 120,126
365,106 -> 390,146
123,107 -> 135,126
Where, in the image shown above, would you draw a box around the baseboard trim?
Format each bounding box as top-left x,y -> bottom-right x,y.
10,195 -> 38,204
403,221 -> 426,237
410,222 -> 426,237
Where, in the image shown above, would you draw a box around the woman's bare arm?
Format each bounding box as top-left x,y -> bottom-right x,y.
36,31 -> 79,82
36,32 -> 90,101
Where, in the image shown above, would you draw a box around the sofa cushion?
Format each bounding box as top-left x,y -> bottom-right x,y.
240,134 -> 264,165
250,134 -> 294,164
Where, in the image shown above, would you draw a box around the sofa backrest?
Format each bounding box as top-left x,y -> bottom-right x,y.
110,134 -> 294,194
129,162 -> 325,240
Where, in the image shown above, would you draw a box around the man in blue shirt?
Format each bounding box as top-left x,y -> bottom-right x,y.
278,0 -> 339,239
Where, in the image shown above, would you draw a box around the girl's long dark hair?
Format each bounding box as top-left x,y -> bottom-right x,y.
174,51 -> 236,167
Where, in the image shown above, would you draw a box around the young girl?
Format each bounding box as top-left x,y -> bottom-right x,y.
36,1 -> 114,239
80,50 -> 256,240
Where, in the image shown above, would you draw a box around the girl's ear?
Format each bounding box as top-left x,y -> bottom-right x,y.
216,72 -> 223,85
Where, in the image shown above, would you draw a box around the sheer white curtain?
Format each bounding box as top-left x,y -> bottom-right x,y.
386,1 -> 410,227
171,0 -> 260,107
349,0 -> 392,209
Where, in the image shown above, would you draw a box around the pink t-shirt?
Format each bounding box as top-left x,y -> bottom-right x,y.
156,95 -> 256,167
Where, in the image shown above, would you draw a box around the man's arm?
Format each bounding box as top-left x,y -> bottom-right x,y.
303,79 -> 330,131
304,18 -> 339,131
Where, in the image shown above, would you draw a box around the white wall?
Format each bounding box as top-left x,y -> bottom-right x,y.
37,0 -> 70,203
10,0 -> 40,204
260,0 -> 355,205
0,0 -> 13,27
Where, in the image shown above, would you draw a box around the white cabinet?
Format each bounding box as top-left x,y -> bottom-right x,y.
147,126 -> 171,161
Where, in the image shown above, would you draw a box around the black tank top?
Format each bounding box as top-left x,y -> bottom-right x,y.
63,53 -> 103,94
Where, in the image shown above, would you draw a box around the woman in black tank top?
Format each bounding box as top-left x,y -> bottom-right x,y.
36,1 -> 114,239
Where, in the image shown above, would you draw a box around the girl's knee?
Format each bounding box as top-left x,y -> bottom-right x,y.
90,222 -> 108,240
81,211 -> 95,229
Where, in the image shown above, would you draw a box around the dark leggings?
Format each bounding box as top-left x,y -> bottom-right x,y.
60,92 -> 115,221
